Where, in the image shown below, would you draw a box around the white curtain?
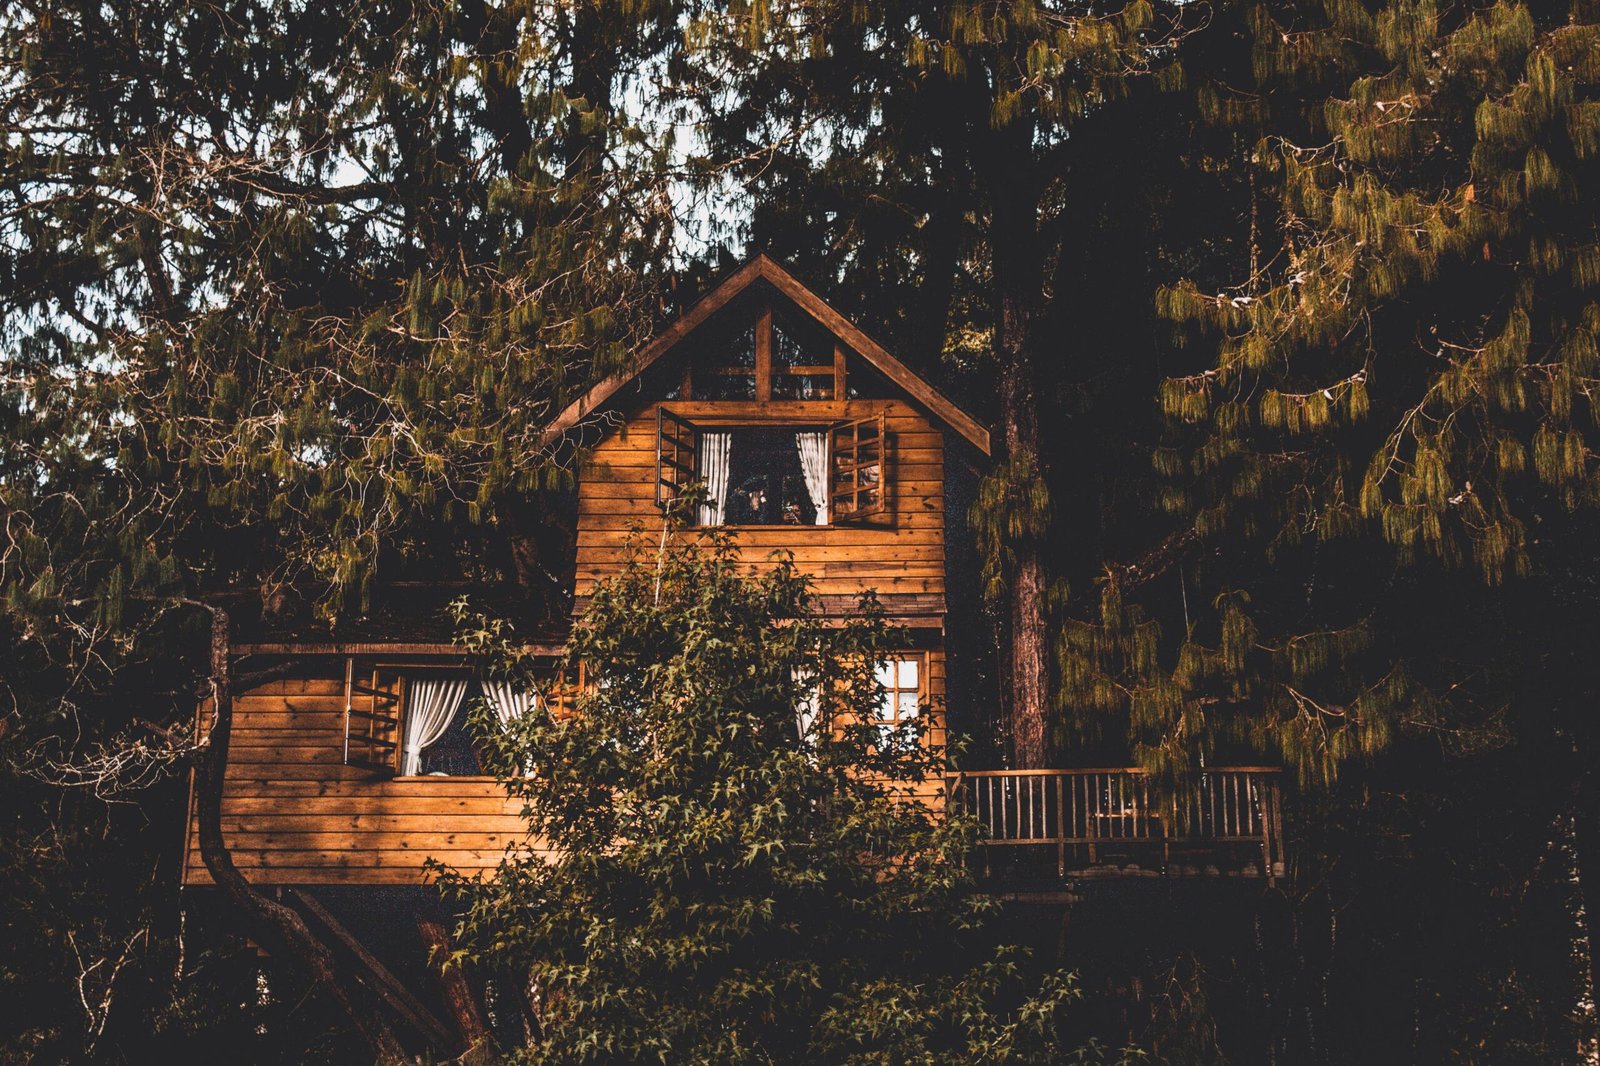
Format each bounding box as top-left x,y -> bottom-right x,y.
481,679 -> 539,731
699,432 -> 732,526
792,666 -> 820,746
401,676 -> 469,776
795,431 -> 828,525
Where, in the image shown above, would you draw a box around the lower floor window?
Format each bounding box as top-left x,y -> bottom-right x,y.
874,657 -> 923,753
401,675 -> 472,776
344,662 -> 543,776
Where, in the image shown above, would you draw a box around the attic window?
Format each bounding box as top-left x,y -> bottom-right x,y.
771,307 -> 838,400
688,301 -> 844,401
702,323 -> 757,400
341,658 -> 543,777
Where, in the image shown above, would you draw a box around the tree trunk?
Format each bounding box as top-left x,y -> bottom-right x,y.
191,605 -> 410,1061
989,136 -> 1052,771
417,917 -> 493,1052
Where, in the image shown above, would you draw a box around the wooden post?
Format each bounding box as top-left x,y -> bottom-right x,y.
1055,774 -> 1066,878
286,889 -> 458,1052
417,918 -> 493,1053
190,605 -> 408,1061
755,305 -> 773,400
1086,774 -> 1098,865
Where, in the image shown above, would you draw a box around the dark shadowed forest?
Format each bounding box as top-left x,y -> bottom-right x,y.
4,0 -> 1600,1061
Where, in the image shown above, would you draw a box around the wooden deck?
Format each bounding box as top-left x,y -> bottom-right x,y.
948,768 -> 1286,884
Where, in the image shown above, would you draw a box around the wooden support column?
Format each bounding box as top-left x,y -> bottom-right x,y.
754,304 -> 773,400
417,917 -> 493,1053
286,888 -> 458,1053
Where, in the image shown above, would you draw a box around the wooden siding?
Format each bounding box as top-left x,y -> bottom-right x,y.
188,653 -> 950,886
183,675 -> 542,886
573,399 -> 946,609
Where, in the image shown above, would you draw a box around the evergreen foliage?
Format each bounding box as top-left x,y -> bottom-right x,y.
675,0 -> 1195,765
0,2 -> 680,1058
4,0 -> 1600,1057
0,0 -> 677,644
1048,0 -> 1600,784
439,521 -> 1122,1064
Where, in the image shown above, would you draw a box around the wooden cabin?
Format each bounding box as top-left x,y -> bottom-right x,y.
182,255 -> 991,888
182,255 -> 1284,894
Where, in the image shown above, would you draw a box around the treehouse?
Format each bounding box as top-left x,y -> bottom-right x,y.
182,255 -> 1283,900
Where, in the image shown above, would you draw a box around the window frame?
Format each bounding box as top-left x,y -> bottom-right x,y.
828,411 -> 888,523
870,652 -> 929,755
682,300 -> 848,403
656,406 -> 701,509
656,409 -> 892,529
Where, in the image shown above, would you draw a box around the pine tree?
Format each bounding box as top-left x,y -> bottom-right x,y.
1050,0 -> 1600,1018
674,0 -> 1191,768
0,1 -> 682,1054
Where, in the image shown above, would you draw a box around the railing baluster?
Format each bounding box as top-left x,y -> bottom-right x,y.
946,768 -> 1281,879
997,775 -> 1005,842
1029,775 -> 1037,840
1235,771 -> 1248,838
1222,773 -> 1233,838
1056,775 -> 1066,878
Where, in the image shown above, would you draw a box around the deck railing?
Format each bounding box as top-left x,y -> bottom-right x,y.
946,767 -> 1285,882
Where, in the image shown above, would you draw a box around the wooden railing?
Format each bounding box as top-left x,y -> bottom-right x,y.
946,768 -> 1285,882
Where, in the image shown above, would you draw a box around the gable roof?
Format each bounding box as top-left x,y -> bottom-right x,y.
540,254 -> 991,454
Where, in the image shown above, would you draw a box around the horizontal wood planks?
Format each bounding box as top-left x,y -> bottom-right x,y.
188,646 -> 956,886
183,676 -> 543,887
574,400 -> 946,606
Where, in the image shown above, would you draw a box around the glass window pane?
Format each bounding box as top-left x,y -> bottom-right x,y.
898,658 -> 918,687
875,662 -> 895,688
771,374 -> 834,400
706,373 -> 756,400
718,428 -> 820,525
773,311 -> 830,370
725,324 -> 756,368
897,692 -> 918,719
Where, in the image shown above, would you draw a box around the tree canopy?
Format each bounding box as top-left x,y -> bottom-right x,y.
440,520 -> 1118,1064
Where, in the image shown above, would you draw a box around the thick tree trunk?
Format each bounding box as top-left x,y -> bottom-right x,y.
989,139 -> 1052,771
1000,346 -> 1050,769
191,605 -> 409,1061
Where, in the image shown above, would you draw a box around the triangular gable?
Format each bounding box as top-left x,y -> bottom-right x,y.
540,254 -> 991,454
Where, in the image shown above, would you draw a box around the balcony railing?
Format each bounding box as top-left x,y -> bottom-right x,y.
946,767 -> 1285,883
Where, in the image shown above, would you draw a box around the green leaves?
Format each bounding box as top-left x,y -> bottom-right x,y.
439,527 -> 1103,1063
1085,0 -> 1600,788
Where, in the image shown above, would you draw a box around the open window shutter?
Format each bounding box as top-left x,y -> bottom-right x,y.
656,408 -> 699,509
343,657 -> 403,775
828,411 -> 888,522
543,662 -> 586,721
